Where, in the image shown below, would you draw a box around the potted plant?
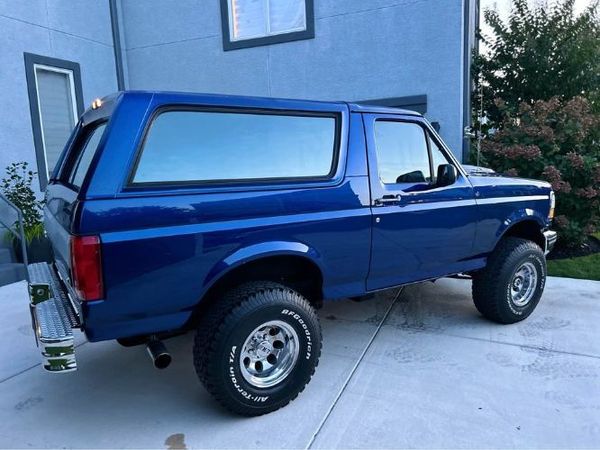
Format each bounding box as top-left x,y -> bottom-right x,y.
1,162 -> 51,263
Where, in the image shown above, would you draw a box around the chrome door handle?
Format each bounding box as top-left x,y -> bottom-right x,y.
374,194 -> 401,206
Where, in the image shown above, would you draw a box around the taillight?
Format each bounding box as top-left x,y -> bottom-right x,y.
70,235 -> 104,301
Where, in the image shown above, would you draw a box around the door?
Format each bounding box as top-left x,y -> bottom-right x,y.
364,114 -> 478,290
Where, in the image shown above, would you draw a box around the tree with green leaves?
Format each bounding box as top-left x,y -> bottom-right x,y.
473,0 -> 600,247
474,0 -> 599,126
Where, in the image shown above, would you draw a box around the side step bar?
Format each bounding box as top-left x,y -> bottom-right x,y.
28,263 -> 80,373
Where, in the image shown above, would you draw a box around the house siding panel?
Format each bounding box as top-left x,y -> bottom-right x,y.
121,0 -> 465,157
0,2 -> 117,186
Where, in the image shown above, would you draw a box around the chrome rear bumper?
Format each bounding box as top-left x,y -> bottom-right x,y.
544,230 -> 558,255
28,263 -> 81,373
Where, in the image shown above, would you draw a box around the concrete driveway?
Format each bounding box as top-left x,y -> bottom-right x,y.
0,276 -> 599,449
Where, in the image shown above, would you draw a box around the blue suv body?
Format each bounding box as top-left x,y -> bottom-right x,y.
29,91 -> 556,415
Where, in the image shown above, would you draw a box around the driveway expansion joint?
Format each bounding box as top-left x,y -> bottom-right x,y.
0,340 -> 89,385
304,287 -> 404,449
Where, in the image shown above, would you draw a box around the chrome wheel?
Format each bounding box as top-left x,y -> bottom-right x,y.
239,320 -> 299,389
510,262 -> 538,307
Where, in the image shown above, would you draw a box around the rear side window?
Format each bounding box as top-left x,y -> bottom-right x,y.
374,121 -> 431,184
132,110 -> 338,185
69,123 -> 106,188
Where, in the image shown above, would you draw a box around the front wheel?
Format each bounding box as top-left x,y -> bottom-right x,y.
472,237 -> 547,324
193,281 -> 322,416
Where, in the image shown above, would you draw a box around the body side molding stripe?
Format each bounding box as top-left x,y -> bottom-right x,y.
476,195 -> 549,205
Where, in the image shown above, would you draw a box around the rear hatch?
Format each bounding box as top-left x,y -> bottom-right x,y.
44,95 -> 117,294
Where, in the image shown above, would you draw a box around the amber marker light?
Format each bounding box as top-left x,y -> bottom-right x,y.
91,98 -> 102,110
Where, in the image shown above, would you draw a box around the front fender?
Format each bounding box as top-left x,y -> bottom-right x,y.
494,207 -> 547,246
203,241 -> 323,291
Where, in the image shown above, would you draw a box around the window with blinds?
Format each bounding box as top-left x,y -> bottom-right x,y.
34,65 -> 78,178
228,0 -> 307,41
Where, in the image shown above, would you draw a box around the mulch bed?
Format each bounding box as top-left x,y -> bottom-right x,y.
548,235 -> 600,260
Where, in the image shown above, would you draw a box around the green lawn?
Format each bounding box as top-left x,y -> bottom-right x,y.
547,252 -> 600,281
546,233 -> 600,281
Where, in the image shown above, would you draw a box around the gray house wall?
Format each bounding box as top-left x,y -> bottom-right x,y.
120,0 -> 469,157
0,1 -> 118,184
0,0 -> 474,190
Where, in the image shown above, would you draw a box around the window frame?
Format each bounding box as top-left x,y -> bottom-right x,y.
24,53 -> 84,190
220,0 -> 315,51
126,105 -> 342,189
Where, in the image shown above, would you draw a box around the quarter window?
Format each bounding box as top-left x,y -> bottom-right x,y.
374,121 -> 431,184
132,110 -> 337,185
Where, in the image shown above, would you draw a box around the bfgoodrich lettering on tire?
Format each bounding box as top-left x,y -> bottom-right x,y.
472,237 -> 547,324
193,281 -> 322,416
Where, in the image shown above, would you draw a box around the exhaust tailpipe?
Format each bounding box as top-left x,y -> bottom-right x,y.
146,339 -> 171,369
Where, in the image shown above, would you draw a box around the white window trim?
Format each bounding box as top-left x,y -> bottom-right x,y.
227,0 -> 307,42
32,63 -> 79,179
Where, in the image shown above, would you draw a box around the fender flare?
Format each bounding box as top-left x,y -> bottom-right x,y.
492,207 -> 547,248
202,241 -> 324,296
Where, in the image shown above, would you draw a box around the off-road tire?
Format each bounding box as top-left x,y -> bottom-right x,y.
193,281 -> 322,416
472,237 -> 546,324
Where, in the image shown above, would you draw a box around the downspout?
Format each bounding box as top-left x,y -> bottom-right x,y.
461,0 -> 471,163
462,0 -> 479,163
109,0 -> 126,91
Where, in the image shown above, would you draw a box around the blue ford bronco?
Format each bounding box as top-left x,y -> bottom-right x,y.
28,91 -> 557,415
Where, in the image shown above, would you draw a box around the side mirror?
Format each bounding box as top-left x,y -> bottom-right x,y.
436,164 -> 457,187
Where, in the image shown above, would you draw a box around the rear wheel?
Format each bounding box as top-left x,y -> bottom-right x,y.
193,281 -> 322,416
472,237 -> 546,324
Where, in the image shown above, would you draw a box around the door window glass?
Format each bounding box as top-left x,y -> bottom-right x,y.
374,121 -> 431,184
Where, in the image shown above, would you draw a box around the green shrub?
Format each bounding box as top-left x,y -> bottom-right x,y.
480,96 -> 600,246
1,162 -> 44,243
